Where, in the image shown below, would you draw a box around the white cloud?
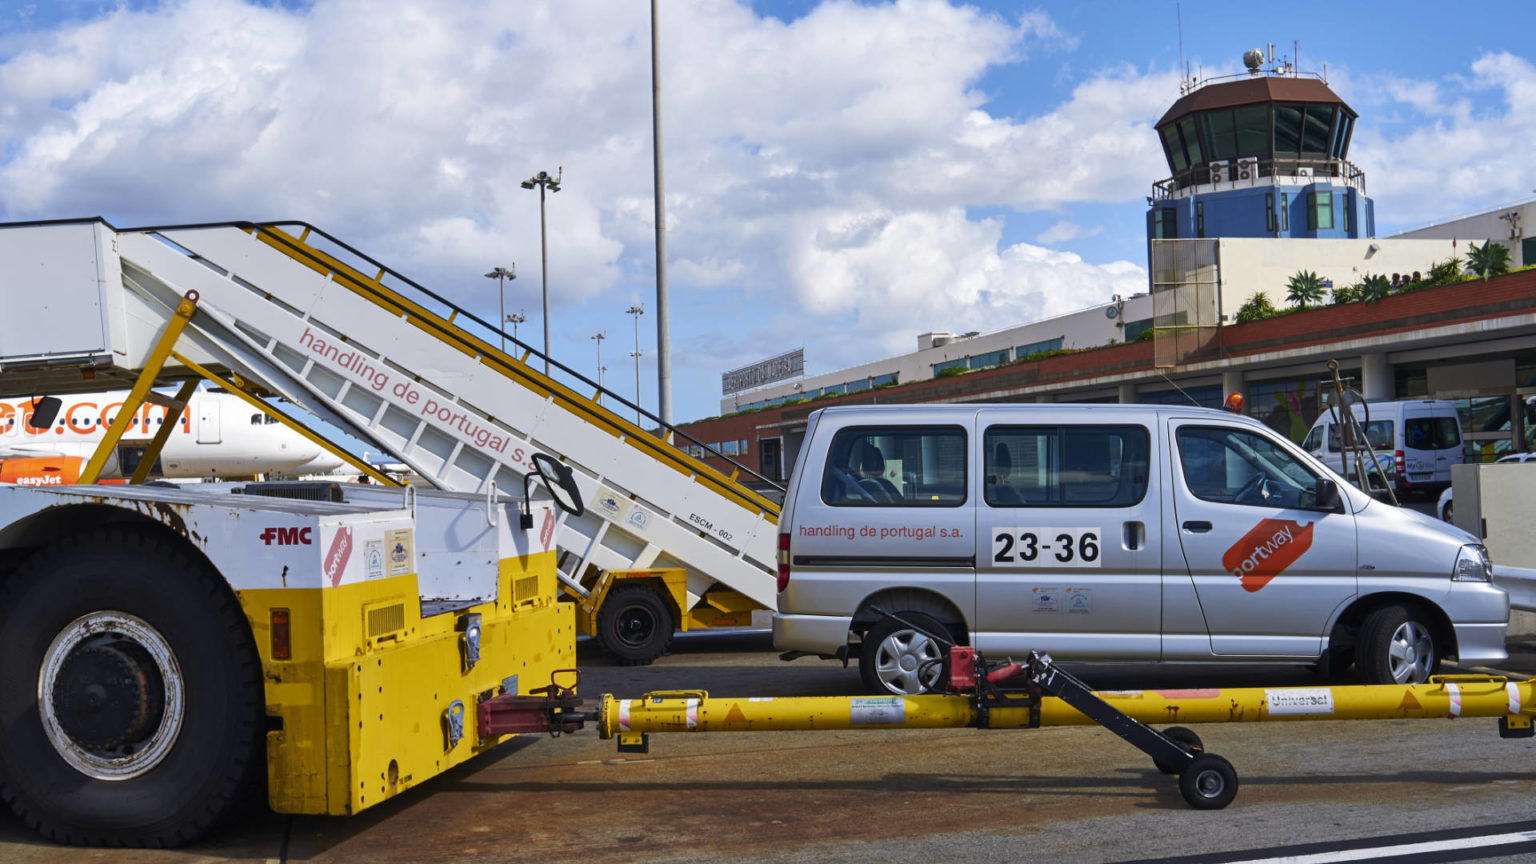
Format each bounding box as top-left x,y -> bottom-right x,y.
0,0 -> 1171,420
1350,52 -> 1536,229
1035,220 -> 1102,245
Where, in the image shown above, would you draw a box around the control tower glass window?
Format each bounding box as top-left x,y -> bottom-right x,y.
1160,125 -> 1188,172
1178,117 -> 1203,165
1204,110 -> 1236,161
1274,104 -> 1303,154
1301,105 -> 1335,155
1331,114 -> 1353,159
1233,105 -> 1268,158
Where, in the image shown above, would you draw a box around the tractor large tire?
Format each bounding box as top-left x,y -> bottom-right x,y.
0,527 -> 264,847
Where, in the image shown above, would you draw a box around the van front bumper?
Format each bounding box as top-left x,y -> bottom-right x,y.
1452,622 -> 1510,666
773,612 -> 853,657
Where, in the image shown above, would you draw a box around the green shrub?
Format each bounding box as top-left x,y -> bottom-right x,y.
1359,274 -> 1392,303
1467,241 -> 1511,279
935,365 -> 968,378
1235,291 -> 1280,324
1285,270 -> 1326,308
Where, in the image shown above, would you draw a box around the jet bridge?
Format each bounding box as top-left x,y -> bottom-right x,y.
0,218 -> 780,640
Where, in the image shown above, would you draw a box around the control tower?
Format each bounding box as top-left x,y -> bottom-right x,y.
1147,48 -> 1374,246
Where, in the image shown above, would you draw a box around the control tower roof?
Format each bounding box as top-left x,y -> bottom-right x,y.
1157,76 -> 1352,128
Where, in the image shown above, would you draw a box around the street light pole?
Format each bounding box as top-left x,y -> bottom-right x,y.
627,304 -> 644,424
506,311 -> 527,345
484,266 -> 515,352
591,331 -> 607,405
651,0 -> 672,427
521,168 -> 562,374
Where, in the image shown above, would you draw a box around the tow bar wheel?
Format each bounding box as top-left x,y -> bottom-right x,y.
1179,753 -> 1239,810
38,611 -> 185,780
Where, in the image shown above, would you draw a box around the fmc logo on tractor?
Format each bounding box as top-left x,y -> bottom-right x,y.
260,527 -> 314,546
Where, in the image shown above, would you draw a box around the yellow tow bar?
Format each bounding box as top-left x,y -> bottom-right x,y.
479,654 -> 1534,811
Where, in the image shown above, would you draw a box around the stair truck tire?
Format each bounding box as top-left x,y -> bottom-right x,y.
0,527 -> 264,847
596,583 -> 676,666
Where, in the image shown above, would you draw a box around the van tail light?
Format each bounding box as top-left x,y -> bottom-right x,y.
776,533 -> 791,592
1395,450 -> 1405,478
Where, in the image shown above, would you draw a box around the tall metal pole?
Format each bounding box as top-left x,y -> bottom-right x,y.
539,182 -> 551,375
485,267 -> 515,352
522,169 -> 561,375
627,305 -> 645,424
651,0 -> 672,427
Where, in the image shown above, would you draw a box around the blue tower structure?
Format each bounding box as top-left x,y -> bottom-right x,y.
1147,52 -> 1374,255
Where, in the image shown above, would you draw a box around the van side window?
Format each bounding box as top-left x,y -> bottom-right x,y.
1326,419 -> 1393,450
983,425 -> 1150,508
1176,426 -> 1319,509
1406,417 -> 1460,450
821,426 -> 966,507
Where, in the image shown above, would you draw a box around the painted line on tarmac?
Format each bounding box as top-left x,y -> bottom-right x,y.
1118,819 -> 1536,864
1225,829 -> 1536,863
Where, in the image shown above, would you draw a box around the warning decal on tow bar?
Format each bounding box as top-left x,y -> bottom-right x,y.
850,697 -> 906,725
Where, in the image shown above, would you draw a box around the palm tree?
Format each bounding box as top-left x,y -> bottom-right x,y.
1465,241 -> 1511,279
1285,270 -> 1326,309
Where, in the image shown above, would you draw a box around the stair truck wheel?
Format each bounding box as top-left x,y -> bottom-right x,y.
1356,603 -> 1440,685
1153,726 -> 1204,775
859,611 -> 953,696
596,583 -> 676,665
1178,753 -> 1238,810
0,527 -> 264,847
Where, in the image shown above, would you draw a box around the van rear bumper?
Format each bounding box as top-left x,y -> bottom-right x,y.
773,613 -> 853,657
1452,622 -> 1510,666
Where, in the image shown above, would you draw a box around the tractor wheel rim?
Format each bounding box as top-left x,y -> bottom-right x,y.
39,611 -> 185,780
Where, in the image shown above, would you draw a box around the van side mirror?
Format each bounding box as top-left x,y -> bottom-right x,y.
1312,478 -> 1341,512
520,453 -> 584,529
27,396 -> 61,430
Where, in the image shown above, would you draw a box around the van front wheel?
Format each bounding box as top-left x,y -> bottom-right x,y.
1356,604 -> 1439,684
859,612 -> 952,696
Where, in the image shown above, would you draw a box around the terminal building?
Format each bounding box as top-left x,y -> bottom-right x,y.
680,50 -> 1536,489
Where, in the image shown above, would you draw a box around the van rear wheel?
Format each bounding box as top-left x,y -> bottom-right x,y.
859,612 -> 953,696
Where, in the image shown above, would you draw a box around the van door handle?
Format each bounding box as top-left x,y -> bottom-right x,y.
1123,521 -> 1144,550
1182,521 -> 1212,533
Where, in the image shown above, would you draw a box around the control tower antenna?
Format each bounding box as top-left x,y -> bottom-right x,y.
1176,1 -> 1185,92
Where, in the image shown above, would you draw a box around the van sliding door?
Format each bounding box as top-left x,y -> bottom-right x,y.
973,410 -> 1162,658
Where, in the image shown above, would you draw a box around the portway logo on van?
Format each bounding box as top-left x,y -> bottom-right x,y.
1221,518 -> 1314,593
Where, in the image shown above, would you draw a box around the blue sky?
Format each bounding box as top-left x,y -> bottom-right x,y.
1,0 -> 1533,427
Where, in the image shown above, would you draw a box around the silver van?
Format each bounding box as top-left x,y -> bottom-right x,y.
1301,399 -> 1463,496
773,404 -> 1507,695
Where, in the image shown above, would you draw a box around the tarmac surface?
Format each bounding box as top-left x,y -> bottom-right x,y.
2,629 -> 1534,864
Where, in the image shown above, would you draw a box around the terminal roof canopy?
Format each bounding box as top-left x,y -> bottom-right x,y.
1155,77 -> 1357,175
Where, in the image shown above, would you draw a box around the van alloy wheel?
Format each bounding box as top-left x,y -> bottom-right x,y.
858,612 -> 952,695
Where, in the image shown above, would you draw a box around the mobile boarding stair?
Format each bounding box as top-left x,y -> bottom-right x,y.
0,219 -> 780,660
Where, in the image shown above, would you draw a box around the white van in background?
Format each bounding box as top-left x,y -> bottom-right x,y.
1301,400 -> 1463,497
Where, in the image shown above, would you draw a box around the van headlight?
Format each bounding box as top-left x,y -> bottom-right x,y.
1452,544 -> 1492,582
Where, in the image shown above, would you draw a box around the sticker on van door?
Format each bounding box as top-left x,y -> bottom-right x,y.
991,528 -> 1101,567
1221,519 -> 1314,592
